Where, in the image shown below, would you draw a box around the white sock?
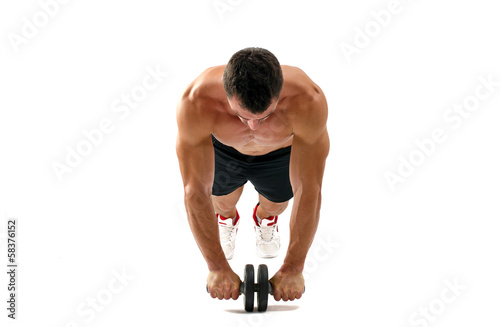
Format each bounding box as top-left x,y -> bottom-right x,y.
255,212 -> 262,225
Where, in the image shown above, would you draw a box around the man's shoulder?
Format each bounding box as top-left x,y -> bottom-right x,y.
282,65 -> 325,105
282,66 -> 327,126
177,66 -> 226,119
283,66 -> 328,133
186,65 -> 226,102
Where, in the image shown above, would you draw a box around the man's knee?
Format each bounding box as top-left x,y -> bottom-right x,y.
211,186 -> 244,215
259,199 -> 289,216
212,197 -> 237,214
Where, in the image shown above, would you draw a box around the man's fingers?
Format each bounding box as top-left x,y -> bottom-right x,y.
285,293 -> 299,301
231,289 -> 240,300
209,287 -> 240,300
273,288 -> 304,301
207,270 -> 242,301
208,288 -> 223,300
209,289 -> 217,299
288,290 -> 303,301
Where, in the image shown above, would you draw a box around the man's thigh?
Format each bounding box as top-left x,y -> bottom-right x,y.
211,136 -> 249,196
248,147 -> 294,203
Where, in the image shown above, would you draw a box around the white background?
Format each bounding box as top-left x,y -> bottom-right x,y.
1,0 -> 499,326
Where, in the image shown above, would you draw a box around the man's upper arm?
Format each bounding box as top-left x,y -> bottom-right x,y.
289,92 -> 330,193
176,93 -> 214,195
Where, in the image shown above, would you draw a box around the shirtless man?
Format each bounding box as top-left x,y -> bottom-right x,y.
176,47 -> 329,302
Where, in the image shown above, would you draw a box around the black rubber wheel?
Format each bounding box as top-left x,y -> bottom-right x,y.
257,264 -> 269,312
243,264 -> 255,312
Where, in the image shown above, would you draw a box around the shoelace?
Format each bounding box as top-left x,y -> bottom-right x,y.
256,225 -> 277,243
219,225 -> 236,244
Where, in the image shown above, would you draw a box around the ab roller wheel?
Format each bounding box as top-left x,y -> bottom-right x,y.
256,264 -> 270,312
206,264 -> 273,312
242,264 -> 272,312
242,264 -> 256,312
206,264 -> 305,312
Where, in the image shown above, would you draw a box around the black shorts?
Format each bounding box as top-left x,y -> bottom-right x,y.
211,134 -> 294,203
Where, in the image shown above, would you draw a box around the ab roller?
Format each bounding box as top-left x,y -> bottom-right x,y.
206,264 -> 305,312
241,264 -> 272,312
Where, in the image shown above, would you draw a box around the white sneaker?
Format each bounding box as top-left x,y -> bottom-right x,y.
217,210 -> 240,260
253,203 -> 280,258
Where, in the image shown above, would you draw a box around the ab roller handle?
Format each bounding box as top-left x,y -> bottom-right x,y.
206,264 -> 305,312
239,280 -> 274,294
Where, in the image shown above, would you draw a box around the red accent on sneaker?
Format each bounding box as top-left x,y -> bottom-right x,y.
233,210 -> 240,225
252,203 -> 278,227
217,210 -> 240,226
261,216 -> 278,227
252,204 -> 260,225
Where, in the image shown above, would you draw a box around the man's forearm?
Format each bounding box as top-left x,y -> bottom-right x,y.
184,191 -> 230,272
283,187 -> 322,272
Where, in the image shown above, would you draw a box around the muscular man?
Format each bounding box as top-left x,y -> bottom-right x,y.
176,47 -> 329,302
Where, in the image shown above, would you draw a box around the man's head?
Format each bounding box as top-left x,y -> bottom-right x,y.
223,47 -> 284,116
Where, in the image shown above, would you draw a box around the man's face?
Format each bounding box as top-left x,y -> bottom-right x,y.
227,97 -> 278,131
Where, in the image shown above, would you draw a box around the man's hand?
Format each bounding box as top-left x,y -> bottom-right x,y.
269,264 -> 305,301
207,268 -> 241,300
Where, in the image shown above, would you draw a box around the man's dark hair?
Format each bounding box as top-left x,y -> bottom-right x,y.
223,47 -> 284,115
